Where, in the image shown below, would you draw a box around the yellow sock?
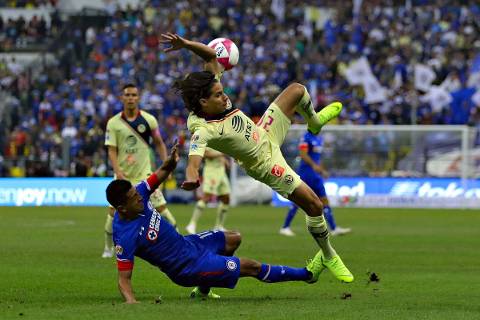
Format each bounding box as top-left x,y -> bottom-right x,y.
160,208 -> 177,227
104,213 -> 114,249
295,86 -> 321,132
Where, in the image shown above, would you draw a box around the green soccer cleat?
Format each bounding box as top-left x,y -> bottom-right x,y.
190,287 -> 221,300
321,254 -> 354,283
305,250 -> 326,284
310,101 -> 343,135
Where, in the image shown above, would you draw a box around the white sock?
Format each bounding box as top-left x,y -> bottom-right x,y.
189,200 -> 206,226
104,213 -> 114,249
159,208 -> 177,227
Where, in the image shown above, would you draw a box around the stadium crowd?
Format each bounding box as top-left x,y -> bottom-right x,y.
0,12 -> 62,50
0,0 -> 57,8
1,0 -> 479,177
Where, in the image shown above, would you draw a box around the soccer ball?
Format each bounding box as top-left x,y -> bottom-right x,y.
207,38 -> 239,71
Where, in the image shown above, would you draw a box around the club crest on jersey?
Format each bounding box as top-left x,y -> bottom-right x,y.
137,124 -> 146,133
147,228 -> 158,241
115,245 -> 123,255
226,259 -> 237,271
271,164 -> 285,177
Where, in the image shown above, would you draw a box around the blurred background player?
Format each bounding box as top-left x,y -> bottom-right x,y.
162,33 -> 353,283
102,83 -> 177,258
186,147 -> 231,234
280,130 -> 351,237
107,144 -> 325,303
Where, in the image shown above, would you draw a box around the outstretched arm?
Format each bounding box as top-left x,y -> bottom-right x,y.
160,33 -> 223,75
152,143 -> 179,184
118,270 -> 138,304
181,155 -> 203,190
108,146 -> 126,180
152,130 -> 168,162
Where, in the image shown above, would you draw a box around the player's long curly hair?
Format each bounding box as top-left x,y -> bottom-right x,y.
173,71 -> 217,116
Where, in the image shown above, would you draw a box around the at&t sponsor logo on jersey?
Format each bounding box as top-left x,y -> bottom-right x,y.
244,121 -> 253,141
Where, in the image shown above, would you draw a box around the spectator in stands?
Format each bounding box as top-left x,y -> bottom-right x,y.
1,0 -> 480,177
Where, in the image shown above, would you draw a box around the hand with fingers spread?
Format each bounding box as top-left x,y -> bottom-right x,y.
160,32 -> 189,52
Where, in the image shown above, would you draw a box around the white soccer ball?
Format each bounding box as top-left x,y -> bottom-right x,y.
207,38 -> 239,71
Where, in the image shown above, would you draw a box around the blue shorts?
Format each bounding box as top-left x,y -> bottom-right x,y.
300,173 -> 327,198
168,230 -> 241,289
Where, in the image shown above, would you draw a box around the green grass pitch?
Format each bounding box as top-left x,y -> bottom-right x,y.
1,205 -> 479,319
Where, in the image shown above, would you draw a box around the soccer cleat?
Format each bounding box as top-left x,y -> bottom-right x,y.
101,247 -> 114,258
305,250 -> 325,284
185,223 -> 196,235
330,226 -> 352,236
279,227 -> 295,237
214,225 -> 226,232
190,287 -> 221,300
321,254 -> 354,283
310,102 -> 343,135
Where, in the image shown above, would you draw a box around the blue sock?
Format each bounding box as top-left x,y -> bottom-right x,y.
323,206 -> 337,230
256,264 -> 310,283
282,205 -> 298,228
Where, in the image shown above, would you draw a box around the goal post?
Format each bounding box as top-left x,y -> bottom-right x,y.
229,124 -> 480,209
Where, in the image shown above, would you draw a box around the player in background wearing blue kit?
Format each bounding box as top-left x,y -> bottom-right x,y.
106,144 -> 325,303
280,131 -> 351,237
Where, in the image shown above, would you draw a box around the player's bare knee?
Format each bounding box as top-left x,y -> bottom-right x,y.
232,231 -> 242,249
239,258 -> 262,276
287,83 -> 305,99
156,205 -> 166,212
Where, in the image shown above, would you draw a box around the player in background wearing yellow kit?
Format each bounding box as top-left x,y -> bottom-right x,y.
161,33 -> 353,283
185,147 -> 231,234
102,83 -> 177,258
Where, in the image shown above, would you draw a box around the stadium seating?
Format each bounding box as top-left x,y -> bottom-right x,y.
1,0 -> 479,177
